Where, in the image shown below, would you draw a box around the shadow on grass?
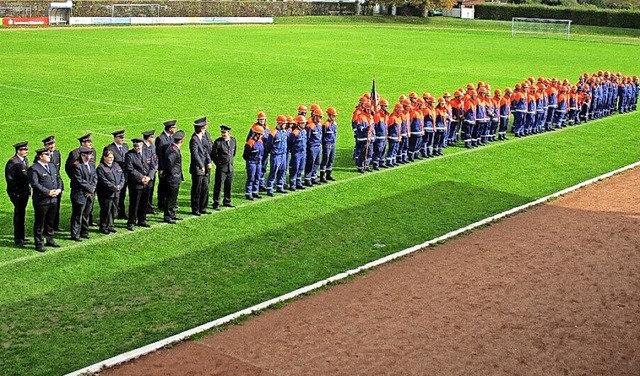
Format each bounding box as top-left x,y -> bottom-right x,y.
0,180 -> 535,375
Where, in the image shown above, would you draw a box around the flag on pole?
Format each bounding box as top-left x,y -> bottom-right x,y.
370,77 -> 378,113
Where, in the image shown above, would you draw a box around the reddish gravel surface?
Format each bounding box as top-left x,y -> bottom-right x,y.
102,168 -> 640,376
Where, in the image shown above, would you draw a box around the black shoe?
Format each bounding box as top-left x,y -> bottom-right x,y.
267,192 -> 274,197
303,181 -> 312,187
15,241 -> 25,249
54,227 -> 64,232
245,195 -> 254,201
276,189 -> 288,194
109,228 -> 117,233
253,194 -> 263,199
296,185 -> 305,190
164,218 -> 176,224
200,210 -> 211,215
212,204 -> 220,211
259,186 -> 267,192
127,225 -> 135,231
70,236 -> 82,242
223,203 -> 235,208
138,222 -> 151,228
192,211 -> 201,216
173,217 -> 183,221
80,234 -> 90,239
100,229 -> 111,235
35,246 -> 45,253
288,186 -> 296,192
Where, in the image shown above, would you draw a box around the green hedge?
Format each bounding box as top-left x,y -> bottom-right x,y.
475,3 -> 640,29
0,1 -> 358,17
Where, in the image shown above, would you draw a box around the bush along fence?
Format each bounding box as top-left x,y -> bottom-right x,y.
0,0 -> 358,18
475,3 -> 640,29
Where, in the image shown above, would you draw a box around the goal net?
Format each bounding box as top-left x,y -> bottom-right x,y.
111,3 -> 160,17
0,6 -> 32,17
511,17 -> 572,41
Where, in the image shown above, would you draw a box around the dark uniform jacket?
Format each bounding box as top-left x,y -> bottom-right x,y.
163,143 -> 184,187
33,150 -> 63,190
28,162 -> 63,206
6,155 -> 31,199
143,142 -> 158,172
65,147 -> 96,179
211,137 -> 237,173
96,162 -> 124,199
103,143 -> 129,169
155,132 -> 173,172
70,161 -> 97,205
189,134 -> 211,176
124,150 -> 156,189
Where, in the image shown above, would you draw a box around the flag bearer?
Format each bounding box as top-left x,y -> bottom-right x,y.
372,99 -> 389,170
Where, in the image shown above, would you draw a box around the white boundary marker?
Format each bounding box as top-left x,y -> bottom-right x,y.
65,159 -> 640,376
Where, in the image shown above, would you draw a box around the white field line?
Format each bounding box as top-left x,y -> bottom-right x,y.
65,159 -> 640,376
0,114 -> 635,269
0,83 -> 145,110
0,108 -> 143,125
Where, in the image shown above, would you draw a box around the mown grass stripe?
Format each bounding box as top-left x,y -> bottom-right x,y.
66,159 -> 640,376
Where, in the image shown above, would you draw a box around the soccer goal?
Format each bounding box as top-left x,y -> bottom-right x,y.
0,6 -> 32,17
111,3 -> 160,17
511,17 -> 572,41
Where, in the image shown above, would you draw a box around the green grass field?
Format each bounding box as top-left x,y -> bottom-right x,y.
1,16 -> 639,375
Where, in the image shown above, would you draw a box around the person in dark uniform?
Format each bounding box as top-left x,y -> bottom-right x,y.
162,130 -> 185,224
40,136 -> 64,231
142,130 -> 157,214
5,141 -> 31,248
210,125 -> 236,210
28,147 -> 63,252
65,133 -> 97,226
103,130 -> 129,219
201,119 -> 214,210
96,149 -> 124,235
155,120 -> 177,211
69,147 -> 97,241
189,118 -> 212,215
124,138 -> 156,231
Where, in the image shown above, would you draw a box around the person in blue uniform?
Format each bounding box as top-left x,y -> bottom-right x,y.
266,115 -> 289,196
320,107 -> 338,181
354,101 -> 374,172
28,147 -> 63,252
372,100 -> 388,169
243,125 -> 265,200
288,116 -> 308,190
246,112 -> 270,192
304,108 -> 323,185
5,141 -> 30,248
386,104 -> 402,167
162,130 -> 186,223
124,138 -> 156,231
96,149 -> 124,235
189,118 -> 212,215
69,147 -> 97,241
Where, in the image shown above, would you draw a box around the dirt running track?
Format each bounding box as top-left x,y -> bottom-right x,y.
102,168 -> 640,376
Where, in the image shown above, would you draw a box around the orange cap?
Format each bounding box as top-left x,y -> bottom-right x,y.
417,98 -> 425,105
276,115 -> 287,123
402,99 -> 412,106
438,97 -> 445,104
399,95 -> 407,102
443,92 -> 451,98
312,108 -> 323,117
466,83 -> 474,90
252,125 -> 265,135
297,105 -> 307,112
422,92 -> 431,99
310,104 -> 320,111
326,107 -> 338,116
494,89 -> 501,96
409,92 -> 418,99
477,81 -> 485,88
295,115 -> 307,123
257,111 -> 266,120
394,103 -> 403,111
286,115 -> 294,123
505,87 -> 513,94
379,99 -> 389,106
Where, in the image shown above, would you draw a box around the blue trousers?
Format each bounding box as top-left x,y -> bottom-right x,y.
289,152 -> 306,187
245,162 -> 261,196
422,132 -> 434,156
267,154 -> 287,192
372,139 -> 387,166
408,134 -> 422,159
399,136 -> 408,161
513,111 -> 525,135
320,142 -> 335,173
304,146 -> 321,182
355,140 -> 373,170
386,138 -> 399,165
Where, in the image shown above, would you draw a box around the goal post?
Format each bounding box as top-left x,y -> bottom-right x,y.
111,3 -> 160,18
511,17 -> 572,41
